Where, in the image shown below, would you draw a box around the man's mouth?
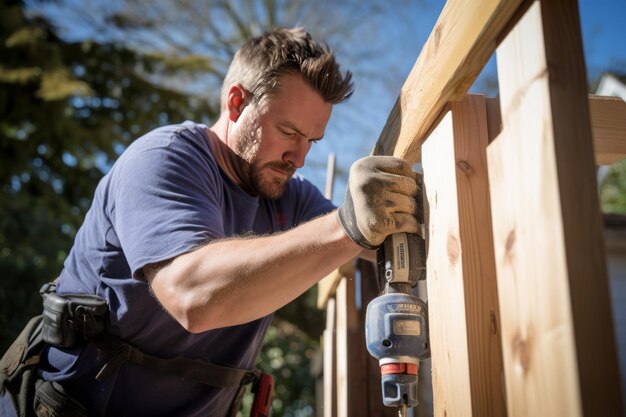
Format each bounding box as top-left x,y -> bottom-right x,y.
267,164 -> 295,178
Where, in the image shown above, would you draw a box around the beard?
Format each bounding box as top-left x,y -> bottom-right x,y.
235,116 -> 295,199
249,160 -> 295,199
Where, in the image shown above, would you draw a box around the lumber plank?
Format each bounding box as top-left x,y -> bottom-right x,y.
323,298 -> 337,417
450,96 -> 506,417
590,95 -> 626,165
422,95 -> 506,417
317,153 -> 342,310
335,276 -> 355,417
373,0 -> 531,162
488,1 -> 623,416
335,278 -> 348,417
423,109 -> 471,417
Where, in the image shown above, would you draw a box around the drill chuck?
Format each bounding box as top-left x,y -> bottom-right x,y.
365,293 -> 429,407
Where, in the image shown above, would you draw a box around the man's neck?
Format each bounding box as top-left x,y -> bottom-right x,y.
207,114 -> 257,195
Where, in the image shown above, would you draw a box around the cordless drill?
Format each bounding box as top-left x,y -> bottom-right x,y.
365,232 -> 429,417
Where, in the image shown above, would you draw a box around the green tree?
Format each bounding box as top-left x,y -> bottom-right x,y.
600,159 -> 626,213
0,0 -> 216,352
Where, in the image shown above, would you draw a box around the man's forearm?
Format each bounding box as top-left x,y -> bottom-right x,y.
147,210 -> 362,333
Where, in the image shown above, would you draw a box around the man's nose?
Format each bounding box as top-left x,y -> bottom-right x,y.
283,140 -> 311,169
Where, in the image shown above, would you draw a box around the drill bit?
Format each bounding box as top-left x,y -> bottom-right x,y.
398,405 -> 407,417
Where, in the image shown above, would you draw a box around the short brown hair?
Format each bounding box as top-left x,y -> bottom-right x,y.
221,27 -> 353,110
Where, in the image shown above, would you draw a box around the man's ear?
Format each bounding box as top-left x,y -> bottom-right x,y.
227,84 -> 248,122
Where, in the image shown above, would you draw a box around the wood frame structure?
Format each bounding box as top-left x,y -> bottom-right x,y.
318,0 -> 626,416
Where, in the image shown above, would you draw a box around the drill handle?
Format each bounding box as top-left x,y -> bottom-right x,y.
377,233 -> 426,289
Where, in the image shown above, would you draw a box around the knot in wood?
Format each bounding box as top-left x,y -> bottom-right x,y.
447,233 -> 460,265
457,159 -> 473,175
512,331 -> 531,374
505,229 -> 516,256
489,310 -> 498,335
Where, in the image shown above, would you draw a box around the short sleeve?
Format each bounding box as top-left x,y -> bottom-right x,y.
108,133 -> 224,279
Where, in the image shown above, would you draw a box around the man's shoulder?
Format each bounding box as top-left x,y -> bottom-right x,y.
132,121 -> 210,150
115,121 -> 214,166
105,120 -> 220,195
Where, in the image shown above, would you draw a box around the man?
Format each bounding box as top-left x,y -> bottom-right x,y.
1,28 -> 420,416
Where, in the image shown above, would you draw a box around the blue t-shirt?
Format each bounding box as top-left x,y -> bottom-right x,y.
38,121 -> 335,416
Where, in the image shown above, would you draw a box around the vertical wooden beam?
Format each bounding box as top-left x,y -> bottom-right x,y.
422,94 -> 506,417
335,278 -> 350,417
323,298 -> 337,417
335,271 -> 362,417
488,1 -> 623,416
450,96 -> 507,417
424,107 -> 471,417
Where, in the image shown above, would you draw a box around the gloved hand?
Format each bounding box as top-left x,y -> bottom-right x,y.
338,156 -> 421,249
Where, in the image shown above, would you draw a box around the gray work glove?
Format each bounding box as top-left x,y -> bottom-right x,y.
338,156 -> 421,249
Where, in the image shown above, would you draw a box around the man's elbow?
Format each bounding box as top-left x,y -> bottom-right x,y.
145,261 -> 224,333
172,292 -> 225,334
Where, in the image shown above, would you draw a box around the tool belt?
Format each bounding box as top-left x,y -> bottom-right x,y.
0,280 -> 273,417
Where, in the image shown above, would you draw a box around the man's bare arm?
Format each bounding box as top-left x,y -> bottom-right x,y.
145,211 -> 361,333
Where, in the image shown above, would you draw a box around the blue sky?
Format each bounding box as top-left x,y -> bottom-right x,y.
579,0 -> 626,78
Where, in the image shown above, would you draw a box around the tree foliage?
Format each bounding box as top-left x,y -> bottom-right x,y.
0,0 -> 216,352
600,159 -> 626,214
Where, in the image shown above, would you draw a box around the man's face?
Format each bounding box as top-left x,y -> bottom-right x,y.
231,73 -> 333,199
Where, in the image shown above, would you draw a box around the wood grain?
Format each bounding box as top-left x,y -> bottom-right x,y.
323,298 -> 337,417
373,0 -> 530,162
590,95 -> 626,165
488,1 -> 623,415
422,95 -> 506,417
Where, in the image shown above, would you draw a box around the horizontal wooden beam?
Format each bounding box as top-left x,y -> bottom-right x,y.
590,95 -> 626,165
373,0 -> 530,162
470,95 -> 626,165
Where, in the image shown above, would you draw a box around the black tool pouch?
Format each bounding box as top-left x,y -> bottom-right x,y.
0,315 -> 45,417
33,380 -> 87,417
41,291 -> 107,349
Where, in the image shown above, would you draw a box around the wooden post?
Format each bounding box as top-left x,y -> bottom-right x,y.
488,1 -> 623,416
323,298 -> 337,417
422,94 -> 506,417
335,277 -> 352,417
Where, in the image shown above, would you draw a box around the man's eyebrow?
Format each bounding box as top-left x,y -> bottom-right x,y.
278,121 -> 324,140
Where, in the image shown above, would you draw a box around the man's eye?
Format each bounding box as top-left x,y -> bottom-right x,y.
279,129 -> 295,137
309,138 -> 321,144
